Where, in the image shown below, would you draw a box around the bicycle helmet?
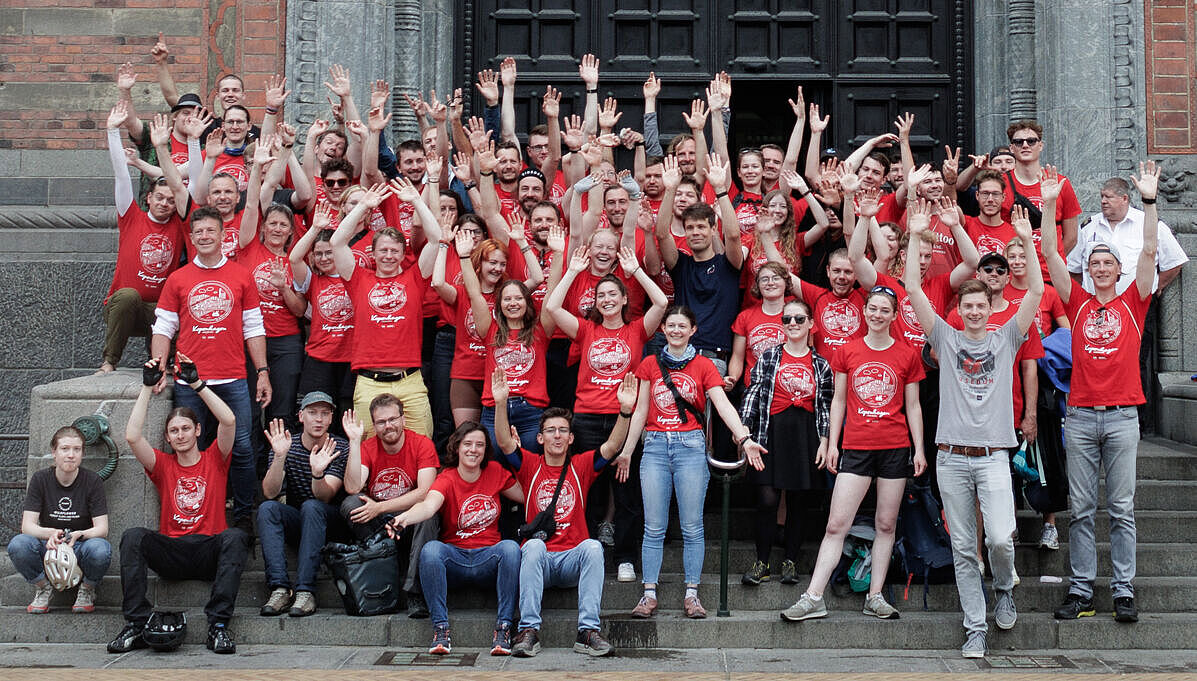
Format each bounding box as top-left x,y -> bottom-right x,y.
143,611 -> 187,651
42,542 -> 83,591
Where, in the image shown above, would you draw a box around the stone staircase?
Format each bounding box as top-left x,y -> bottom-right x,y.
2,438 -> 1195,651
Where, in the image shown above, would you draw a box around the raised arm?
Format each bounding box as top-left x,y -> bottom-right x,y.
361,104 -> 393,187
1009,204 -> 1044,336
491,366 -> 520,461
544,242 -> 587,339
781,87 -> 806,173
126,359 -> 165,472
147,113 -> 191,216
457,229 -> 493,339
642,72 -> 664,157
106,102 -> 135,216
843,131 -> 899,175
1038,166 -> 1072,302
705,75 -> 730,162
389,176 -> 442,276
289,202 -> 332,285
939,197 -> 982,289
541,86 -> 563,178
341,410 -> 366,494
683,100 -> 711,183
1130,160 -> 1161,299
431,224 -> 458,303
177,353 -> 237,457
707,153 -> 744,269
499,57 -> 519,144
621,246 -> 668,333
902,199 -> 938,335
115,61 -> 145,143
654,155 -> 682,269
261,419 -> 293,499
150,32 -> 179,108
579,54 -> 601,135
239,138 -> 278,249
804,103 -> 829,184
329,183 -> 386,279
598,374 -> 639,461
615,380 -> 650,483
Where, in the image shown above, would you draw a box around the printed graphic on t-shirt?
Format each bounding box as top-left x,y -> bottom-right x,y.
651,372 -> 698,421
367,280 -> 408,323
748,323 -> 785,358
955,349 -> 997,400
899,298 -> 923,336
370,467 -> 413,500
820,299 -> 860,341
778,362 -> 815,400
140,234 -> 175,276
575,287 -> 596,317
187,280 -> 234,328
317,282 -> 353,323
533,476 -> 577,526
851,362 -> 898,415
252,261 -> 286,308
173,475 -> 206,519
455,493 -> 499,540
47,495 -> 80,526
1082,307 -> 1122,354
974,232 -> 1008,256
588,337 -> 632,378
494,341 -> 536,380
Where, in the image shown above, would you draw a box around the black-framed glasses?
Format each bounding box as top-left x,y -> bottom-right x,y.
980,265 -> 1008,275
870,285 -> 897,297
781,314 -> 809,325
1010,137 -> 1040,147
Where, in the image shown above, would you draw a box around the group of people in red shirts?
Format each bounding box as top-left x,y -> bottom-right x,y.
80,38 -> 1179,659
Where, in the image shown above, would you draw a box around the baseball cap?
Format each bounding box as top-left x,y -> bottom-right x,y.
978,252 -> 1010,269
299,391 -> 335,410
171,93 -> 203,113
1084,240 -> 1122,264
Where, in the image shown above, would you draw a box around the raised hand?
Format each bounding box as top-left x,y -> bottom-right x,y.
388,177 -> 421,204
150,32 -> 169,65
837,167 -> 861,195
562,114 -> 585,151
1130,159 -> 1159,200
906,198 -> 934,234
476,139 -> 499,174
425,153 -> 443,183
1039,164 -> 1062,202
308,118 -> 331,141
264,418 -> 292,457
505,211 -> 528,243
579,139 -> 604,168
253,136 -> 278,166
942,146 -> 962,185
595,132 -> 621,148
175,351 -> 199,385
617,373 -> 638,412
967,153 -> 989,171
578,53 -> 599,87
475,69 -> 499,105
542,85 -> 561,118
454,227 -> 475,257
617,246 -> 640,277
142,357 -> 164,387
403,92 -> 428,121
662,155 -> 681,190
309,437 -> 343,478
868,132 -> 899,149
344,119 -> 367,142
787,86 -> 805,120
705,79 -> 726,111
706,152 -> 731,192
809,103 -> 829,133
107,100 -> 130,130
643,72 -> 661,100
780,168 -> 808,193
341,409 -> 364,442
682,99 -> 709,131
324,64 -> 352,98
427,89 -> 448,123
148,113 -> 172,148
267,257 -> 288,289
311,201 -> 334,231
452,151 -> 474,183
490,365 -> 510,403
446,88 -> 464,121
202,127 -> 225,158
856,187 -> 882,218
116,62 -> 137,90
370,79 -> 390,110
598,97 -> 622,130
935,197 -> 962,229
894,112 -> 915,139
357,182 -> 387,210
277,122 -> 297,148
905,162 -> 934,192
367,105 -> 392,133
546,225 -> 567,253
568,245 -> 591,274
465,116 -> 491,151
1010,204 -> 1032,240
265,74 -> 290,110
499,57 -> 517,87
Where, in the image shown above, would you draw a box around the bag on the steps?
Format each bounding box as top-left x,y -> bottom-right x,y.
1022,439 -> 1054,514
895,482 -> 955,608
321,526 -> 404,616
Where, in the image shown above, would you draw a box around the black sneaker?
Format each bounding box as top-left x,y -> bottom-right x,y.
779,559 -> 799,585
491,622 -> 513,655
1053,593 -> 1096,620
741,560 -> 770,586
429,625 -> 451,654
107,623 -> 148,654
1113,596 -> 1139,623
574,628 -> 613,657
206,623 -> 236,654
406,591 -> 429,619
512,627 -> 540,657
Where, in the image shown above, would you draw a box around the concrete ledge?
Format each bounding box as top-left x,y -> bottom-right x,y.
1159,372 -> 1197,444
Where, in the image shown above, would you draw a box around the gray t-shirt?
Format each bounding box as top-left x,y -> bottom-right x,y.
928,315 -> 1025,448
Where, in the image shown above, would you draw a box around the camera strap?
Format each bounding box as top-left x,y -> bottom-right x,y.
656,354 -> 705,425
536,449 -> 575,520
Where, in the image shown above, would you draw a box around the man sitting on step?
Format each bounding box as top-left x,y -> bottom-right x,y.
493,368 -> 637,658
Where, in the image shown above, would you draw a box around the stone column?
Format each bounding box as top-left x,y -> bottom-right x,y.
390,0 -> 455,144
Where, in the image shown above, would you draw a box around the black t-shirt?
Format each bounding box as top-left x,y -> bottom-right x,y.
22,467 -> 108,533
669,252 -> 742,352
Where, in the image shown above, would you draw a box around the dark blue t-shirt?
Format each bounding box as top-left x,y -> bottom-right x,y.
669,252 -> 742,352
267,433 -> 349,507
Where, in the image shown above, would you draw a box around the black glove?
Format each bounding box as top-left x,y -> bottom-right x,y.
177,358 -> 199,385
143,360 -> 164,387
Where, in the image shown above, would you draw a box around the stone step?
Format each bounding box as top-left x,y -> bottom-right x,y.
5,571 -> 1193,614
3,606 -> 1195,650
1135,440 -> 1197,480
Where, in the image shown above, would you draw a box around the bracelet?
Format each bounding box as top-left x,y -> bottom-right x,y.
480,170 -> 495,177
193,381 -> 208,393
428,177 -> 440,183
634,141 -> 645,147
629,266 -> 642,277
619,410 -> 634,418
459,254 -> 471,260
438,242 -> 450,249
1142,197 -> 1156,205
586,88 -> 599,94
282,144 -> 294,149
256,366 -> 270,374
265,106 -> 279,115
311,471 -> 325,480
519,244 -> 532,253
715,191 -> 729,199
464,181 -> 478,190
567,146 -> 581,153
737,434 -> 751,447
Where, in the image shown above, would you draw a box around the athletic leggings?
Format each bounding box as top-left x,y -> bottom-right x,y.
755,485 -> 804,563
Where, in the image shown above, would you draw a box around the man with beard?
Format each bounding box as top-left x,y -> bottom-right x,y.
782,248 -> 868,358
257,392 -> 350,617
198,105 -> 254,192
342,395 -> 440,618
99,102 -> 190,374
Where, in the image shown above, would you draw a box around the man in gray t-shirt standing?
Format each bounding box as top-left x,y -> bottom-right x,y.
905,198 -> 1043,660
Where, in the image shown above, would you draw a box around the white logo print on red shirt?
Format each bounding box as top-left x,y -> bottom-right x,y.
187,280 -> 234,324
456,493 -> 499,539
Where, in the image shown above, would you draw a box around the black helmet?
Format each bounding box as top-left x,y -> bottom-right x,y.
142,611 -> 187,651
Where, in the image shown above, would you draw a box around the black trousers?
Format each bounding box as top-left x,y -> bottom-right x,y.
119,526 -> 250,626
574,412 -> 643,566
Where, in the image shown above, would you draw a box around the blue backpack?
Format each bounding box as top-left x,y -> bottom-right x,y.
894,483 -> 955,608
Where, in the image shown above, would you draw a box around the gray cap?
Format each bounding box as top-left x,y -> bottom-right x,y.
299,391 -> 335,410
1084,239 -> 1122,265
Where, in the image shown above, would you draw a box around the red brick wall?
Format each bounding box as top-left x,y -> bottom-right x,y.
1145,0 -> 1197,153
0,1 -> 286,151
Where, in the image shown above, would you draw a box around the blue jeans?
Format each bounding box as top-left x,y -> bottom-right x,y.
419,539 -> 520,628
256,499 -> 342,593
173,378 -> 255,520
481,398 -> 544,456
640,429 -> 710,585
935,448 -> 1016,634
518,538 -> 604,631
1064,405 -> 1139,599
7,534 -> 112,586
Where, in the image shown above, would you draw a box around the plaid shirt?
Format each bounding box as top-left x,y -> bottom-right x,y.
739,344 -> 833,445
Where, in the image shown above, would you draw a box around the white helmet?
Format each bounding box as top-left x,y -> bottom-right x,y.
43,542 -> 83,591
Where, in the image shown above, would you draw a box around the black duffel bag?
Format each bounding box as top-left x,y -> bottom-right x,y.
321,526 -> 404,616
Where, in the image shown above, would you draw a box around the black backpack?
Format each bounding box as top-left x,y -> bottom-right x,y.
894,482 -> 955,609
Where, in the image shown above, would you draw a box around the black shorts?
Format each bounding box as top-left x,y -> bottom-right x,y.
838,447 -> 913,480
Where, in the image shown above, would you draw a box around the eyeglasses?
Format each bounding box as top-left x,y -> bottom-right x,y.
870,285 -> 897,297
541,427 -> 570,435
1010,137 -> 1040,147
976,191 -> 1003,199
324,178 -> 350,188
527,143 -> 549,152
781,315 -> 809,325
738,146 -> 761,155
757,275 -> 784,284
459,228 -> 484,236
980,264 -> 1008,275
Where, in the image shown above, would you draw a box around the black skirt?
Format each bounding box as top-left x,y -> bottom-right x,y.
748,405 -> 827,491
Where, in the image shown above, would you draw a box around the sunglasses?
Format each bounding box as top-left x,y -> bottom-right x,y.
781,315 -> 809,325
324,178 -> 350,188
1010,137 -> 1040,147
870,285 -> 897,297
980,265 -> 1008,275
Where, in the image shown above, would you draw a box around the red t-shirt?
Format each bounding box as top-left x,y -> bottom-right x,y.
574,319 -> 649,414
451,285 -> 495,381
874,192 -> 903,225
800,280 -> 866,358
832,337 -> 925,450
304,272 -> 355,362
1066,286 -> 1150,407
874,272 -> 952,352
360,430 -> 440,500
1000,172 -> 1082,278
147,444 -> 229,537
769,347 -> 818,415
212,152 -> 248,192
634,354 -> 724,432
946,301 -> 1045,421
732,304 -> 786,385
1004,283 -> 1066,339
237,240 -> 300,337
168,135 -> 192,175
964,215 -> 1016,257
157,259 -> 261,380
344,264 -> 428,370
431,461 -> 516,549
107,207 -> 186,304
482,324 -> 551,407
219,211 -> 244,259
563,267 -> 647,324
515,448 -> 602,552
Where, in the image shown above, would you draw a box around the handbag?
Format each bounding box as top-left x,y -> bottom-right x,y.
1006,171 -> 1044,231
1022,439 -> 1054,513
320,525 -> 404,616
517,451 -> 574,541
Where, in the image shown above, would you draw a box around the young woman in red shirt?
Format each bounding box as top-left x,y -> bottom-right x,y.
728,262 -> 792,389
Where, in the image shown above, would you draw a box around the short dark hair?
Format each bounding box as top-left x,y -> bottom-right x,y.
681,202 -> 716,226
957,278 -> 991,302
759,143 -> 784,157
496,140 -> 521,155
975,169 -> 1006,190
645,155 -> 665,168
51,425 -> 85,450
217,74 -> 244,89
528,124 -> 548,138
539,407 -> 573,433
529,201 -> 562,221
315,128 -> 348,148
397,139 -> 424,157
439,189 -> 465,216
320,157 -> 356,179
865,152 -> 891,174
222,104 -> 250,122
1006,119 -> 1043,142
444,421 -> 491,468
189,206 -> 223,232
663,304 -> 698,327
368,393 -> 404,420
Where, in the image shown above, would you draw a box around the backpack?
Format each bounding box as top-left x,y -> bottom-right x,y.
895,482 -> 955,608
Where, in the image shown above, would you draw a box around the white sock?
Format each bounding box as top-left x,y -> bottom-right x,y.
685,586 -> 699,600
643,588 -> 657,600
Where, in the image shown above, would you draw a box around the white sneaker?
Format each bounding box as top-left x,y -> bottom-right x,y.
27,583 -> 53,614
1038,522 -> 1060,550
1012,568 -> 1021,587
617,562 -> 636,582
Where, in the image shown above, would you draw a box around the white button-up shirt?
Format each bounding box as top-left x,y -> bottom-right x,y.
1066,206 -> 1188,294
